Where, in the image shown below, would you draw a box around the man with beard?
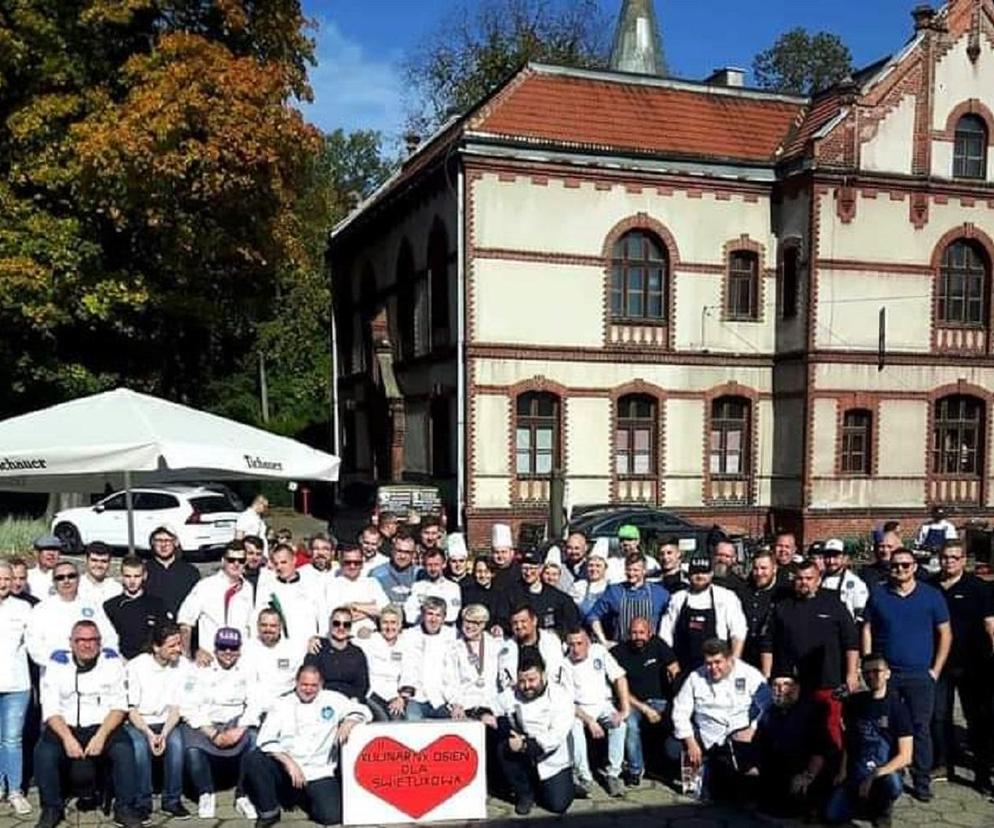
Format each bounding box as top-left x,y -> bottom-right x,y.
740,550 -> 787,669
144,525 -> 200,619
496,604 -> 568,694
756,670 -> 833,818
298,534 -> 337,584
241,536 -> 266,599
357,526 -> 388,576
34,620 -> 141,828
405,548 -> 461,625
760,559 -> 859,753
243,609 -> 307,719
611,616 -> 678,785
243,665 -> 370,827
821,539 -> 869,622
557,532 -> 590,594
589,553 -> 669,647
495,651 -> 575,815
712,539 -> 746,600
658,555 -> 746,673
489,523 -> 521,594
371,532 -> 420,612
417,517 -> 444,560
104,556 -> 169,660
495,550 -> 578,636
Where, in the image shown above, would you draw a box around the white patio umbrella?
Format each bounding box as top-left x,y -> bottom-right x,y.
0,388 -> 339,550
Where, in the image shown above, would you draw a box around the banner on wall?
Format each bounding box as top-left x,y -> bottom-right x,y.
342,721 -> 487,825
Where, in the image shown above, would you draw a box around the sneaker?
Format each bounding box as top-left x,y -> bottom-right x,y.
930,766 -> 948,783
197,793 -> 215,819
623,770 -> 643,787
234,797 -> 257,819
162,802 -> 192,820
514,797 -> 534,816
10,793 -> 32,816
254,814 -> 280,828
911,787 -> 933,803
573,779 -> 591,799
113,808 -> 143,828
605,775 -> 625,798
34,808 -> 63,828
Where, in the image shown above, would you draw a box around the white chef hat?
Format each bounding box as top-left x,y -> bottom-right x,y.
446,532 -> 469,560
545,544 -> 562,566
589,537 -> 609,561
491,523 -> 513,549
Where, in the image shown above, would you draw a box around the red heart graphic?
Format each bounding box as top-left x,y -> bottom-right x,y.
353,734 -> 479,819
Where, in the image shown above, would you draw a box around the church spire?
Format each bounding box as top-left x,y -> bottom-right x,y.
610,0 -> 667,76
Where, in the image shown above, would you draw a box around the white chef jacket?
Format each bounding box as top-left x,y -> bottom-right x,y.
177,571 -> 255,649
322,574 -> 389,635
355,633 -> 404,701
404,576 -> 462,625
0,595 -> 32,692
496,680 -> 575,780
496,630 -> 569,694
181,658 -> 260,729
671,658 -> 772,749
399,625 -> 457,708
360,552 -> 388,578
821,569 -> 869,621
658,584 -> 747,648
253,574 -> 323,646
564,643 -> 625,715
28,567 -> 54,600
235,508 -> 268,551
441,632 -> 501,710
126,653 -> 193,725
78,575 -> 122,605
41,652 -> 127,727
27,595 -> 120,666
257,689 -> 370,781
242,637 -> 306,716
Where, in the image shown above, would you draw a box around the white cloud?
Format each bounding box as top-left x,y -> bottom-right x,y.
300,16 -> 406,140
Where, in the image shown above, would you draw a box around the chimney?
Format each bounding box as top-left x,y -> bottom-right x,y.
912,4 -> 937,31
403,131 -> 421,156
706,67 -> 745,88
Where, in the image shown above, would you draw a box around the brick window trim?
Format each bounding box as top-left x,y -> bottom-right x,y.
601,213 -> 680,346
934,99 -> 994,144
924,381 -> 994,506
833,394 -> 881,478
608,381 -> 667,503
506,376 -> 570,505
701,382 -> 761,506
720,235 -> 768,323
929,223 -> 994,348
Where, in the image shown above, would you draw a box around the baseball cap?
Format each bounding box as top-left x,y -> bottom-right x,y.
151,523 -> 180,540
688,555 -> 713,575
824,538 -> 845,555
33,533 -> 64,552
617,524 -> 641,541
214,627 -> 242,650
520,549 -> 542,566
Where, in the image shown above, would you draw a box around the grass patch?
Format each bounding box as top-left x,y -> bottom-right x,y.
0,516 -> 47,557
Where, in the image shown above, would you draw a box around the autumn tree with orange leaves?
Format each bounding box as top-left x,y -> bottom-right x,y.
0,0 -> 340,434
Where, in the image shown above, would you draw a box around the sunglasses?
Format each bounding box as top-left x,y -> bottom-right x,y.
331,619 -> 353,629
216,645 -> 240,653
890,561 -> 915,570
224,557 -> 247,565
72,637 -> 101,644
341,560 -> 363,567
53,573 -> 78,582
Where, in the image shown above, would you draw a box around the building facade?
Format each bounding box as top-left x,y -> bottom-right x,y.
329,0 -> 994,548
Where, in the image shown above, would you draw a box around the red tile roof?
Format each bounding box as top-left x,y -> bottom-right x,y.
471,68 -> 806,164
781,90 -> 845,158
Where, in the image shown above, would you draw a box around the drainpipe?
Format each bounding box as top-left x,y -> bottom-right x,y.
456,165 -> 467,528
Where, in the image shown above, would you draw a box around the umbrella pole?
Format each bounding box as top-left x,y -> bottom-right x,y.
124,470 -> 135,555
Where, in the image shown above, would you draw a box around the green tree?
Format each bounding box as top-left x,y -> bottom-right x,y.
404,0 -> 610,133
752,28 -> 853,95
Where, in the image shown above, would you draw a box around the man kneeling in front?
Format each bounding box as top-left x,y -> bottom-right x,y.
244,665 -> 371,826
495,650 -> 575,816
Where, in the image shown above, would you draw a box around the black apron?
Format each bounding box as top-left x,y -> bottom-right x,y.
674,586 -> 717,671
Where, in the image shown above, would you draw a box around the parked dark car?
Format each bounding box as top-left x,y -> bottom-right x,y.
568,504 -> 735,558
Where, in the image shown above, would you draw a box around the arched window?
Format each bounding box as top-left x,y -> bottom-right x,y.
933,395 -> 983,476
615,395 -> 656,476
710,397 -> 751,477
727,250 -> 759,320
515,392 -> 560,477
396,240 -> 416,360
953,114 -> 987,179
938,240 -> 988,327
610,230 -> 666,322
428,221 -> 449,349
840,409 -> 872,475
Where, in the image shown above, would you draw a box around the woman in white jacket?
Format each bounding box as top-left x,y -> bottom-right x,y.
442,604 -> 501,721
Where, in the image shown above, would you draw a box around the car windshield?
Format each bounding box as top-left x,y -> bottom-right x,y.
189,495 -> 238,514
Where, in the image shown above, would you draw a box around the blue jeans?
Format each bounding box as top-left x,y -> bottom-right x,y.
185,729 -> 256,796
127,723 -> 184,811
825,772 -> 903,822
625,699 -> 667,775
891,671 -> 935,794
405,701 -> 449,721
571,708 -> 627,781
0,690 -> 30,795
34,725 -> 138,812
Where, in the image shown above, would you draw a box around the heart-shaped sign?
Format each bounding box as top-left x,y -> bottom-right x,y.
353,734 -> 479,819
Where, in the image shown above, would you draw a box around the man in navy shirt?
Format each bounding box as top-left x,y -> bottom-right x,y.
588,553 -> 669,647
862,547 -> 951,802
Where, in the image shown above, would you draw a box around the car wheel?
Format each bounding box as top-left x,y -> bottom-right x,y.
53,522 -> 82,556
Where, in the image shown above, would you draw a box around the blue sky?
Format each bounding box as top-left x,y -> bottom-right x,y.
300,0 -> 935,141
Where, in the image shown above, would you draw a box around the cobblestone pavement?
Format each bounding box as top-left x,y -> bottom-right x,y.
2,775 -> 992,828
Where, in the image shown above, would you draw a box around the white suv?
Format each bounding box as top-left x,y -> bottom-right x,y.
52,485 -> 243,559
